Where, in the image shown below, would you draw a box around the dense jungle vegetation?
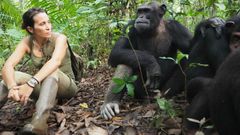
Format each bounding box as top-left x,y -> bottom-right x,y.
1,0 -> 240,134
1,0 -> 240,69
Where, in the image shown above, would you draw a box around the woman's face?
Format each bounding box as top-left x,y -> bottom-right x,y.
31,12 -> 52,38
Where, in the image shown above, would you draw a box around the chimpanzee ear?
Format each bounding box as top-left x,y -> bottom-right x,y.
225,21 -> 236,34
159,4 -> 167,15
225,21 -> 235,28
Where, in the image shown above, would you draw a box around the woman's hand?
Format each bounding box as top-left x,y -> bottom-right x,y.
17,84 -> 34,105
8,86 -> 20,101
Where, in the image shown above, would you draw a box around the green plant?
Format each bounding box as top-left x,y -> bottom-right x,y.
156,98 -> 176,118
187,117 -> 214,133
159,50 -> 188,65
151,98 -> 178,131
86,58 -> 99,69
189,63 -> 209,68
112,75 -> 137,97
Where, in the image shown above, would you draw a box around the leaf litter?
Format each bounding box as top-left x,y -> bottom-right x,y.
0,66 -> 188,135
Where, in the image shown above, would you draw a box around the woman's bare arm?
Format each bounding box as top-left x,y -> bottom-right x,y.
33,34 -> 68,82
2,37 -> 30,89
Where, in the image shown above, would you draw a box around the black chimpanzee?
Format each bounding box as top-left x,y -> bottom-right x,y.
208,16 -> 240,135
185,17 -> 226,102
183,17 -> 226,133
184,16 -> 240,134
100,1 -> 192,120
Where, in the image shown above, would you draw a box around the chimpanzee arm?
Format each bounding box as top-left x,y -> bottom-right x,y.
166,20 -> 193,54
108,36 -> 159,70
100,65 -> 132,120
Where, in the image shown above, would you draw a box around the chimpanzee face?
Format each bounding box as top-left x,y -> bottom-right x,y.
225,19 -> 240,52
134,2 -> 166,34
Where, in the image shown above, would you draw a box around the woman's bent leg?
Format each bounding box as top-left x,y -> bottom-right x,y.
56,70 -> 78,99
20,69 -> 77,134
0,71 -> 36,108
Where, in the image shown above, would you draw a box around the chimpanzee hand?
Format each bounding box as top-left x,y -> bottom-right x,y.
100,102 -> 120,120
145,63 -> 161,89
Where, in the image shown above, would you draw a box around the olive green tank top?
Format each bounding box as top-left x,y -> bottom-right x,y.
29,32 -> 75,80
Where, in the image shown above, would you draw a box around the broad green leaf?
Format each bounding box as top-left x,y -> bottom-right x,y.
5,28 -> 23,39
204,125 -> 214,129
112,77 -> 125,85
77,7 -> 94,14
126,83 -> 134,97
215,3 -> 226,10
156,98 -> 176,117
157,98 -> 167,110
187,118 -> 201,124
0,49 -> 10,57
109,22 -> 118,28
0,28 -> 4,35
112,84 -> 125,94
195,131 -> 204,135
177,51 -> 188,64
125,75 -> 138,83
96,6 -> 107,11
118,20 -> 128,25
94,0 -> 103,4
189,63 -> 209,68
125,24 -> 133,34
159,56 -> 176,63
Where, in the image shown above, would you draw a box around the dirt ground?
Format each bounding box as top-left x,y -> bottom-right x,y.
0,66 -> 188,135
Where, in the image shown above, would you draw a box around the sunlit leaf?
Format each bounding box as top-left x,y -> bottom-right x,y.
157,98 -> 176,117
112,77 -> 125,85
112,84 -> 125,94
79,103 -> 89,109
187,118 -> 201,124
157,98 -> 167,110
96,6 -> 107,11
0,28 -> 4,35
77,7 -> 94,14
126,83 -> 134,97
189,63 -> 209,68
195,131 -> 204,135
204,125 -> 214,129
0,49 -> 10,58
176,51 -> 188,64
159,56 -> 176,63
5,28 -> 23,39
94,0 -> 103,4
125,75 -> 138,83
215,3 -> 226,10
109,22 -> 118,28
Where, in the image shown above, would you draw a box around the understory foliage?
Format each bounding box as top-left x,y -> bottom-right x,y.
0,0 -> 239,133
1,0 -> 239,69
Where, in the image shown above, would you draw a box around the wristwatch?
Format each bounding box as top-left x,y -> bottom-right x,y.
27,77 -> 39,88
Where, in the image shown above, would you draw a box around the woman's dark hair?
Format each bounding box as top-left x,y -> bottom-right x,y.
21,8 -> 46,34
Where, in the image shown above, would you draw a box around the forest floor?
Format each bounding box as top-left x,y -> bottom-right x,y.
0,65 -> 188,135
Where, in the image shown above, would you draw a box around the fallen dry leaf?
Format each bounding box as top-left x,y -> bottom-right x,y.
87,124 -> 108,135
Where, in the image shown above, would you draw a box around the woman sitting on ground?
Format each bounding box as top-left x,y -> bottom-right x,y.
0,8 -> 78,135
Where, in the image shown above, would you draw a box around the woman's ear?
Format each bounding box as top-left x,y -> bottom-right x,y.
27,26 -> 33,34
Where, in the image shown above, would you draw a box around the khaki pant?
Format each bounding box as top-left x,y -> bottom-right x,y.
2,70 -> 78,100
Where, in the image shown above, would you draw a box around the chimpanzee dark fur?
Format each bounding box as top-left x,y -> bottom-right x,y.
108,2 -> 192,100
184,16 -> 240,135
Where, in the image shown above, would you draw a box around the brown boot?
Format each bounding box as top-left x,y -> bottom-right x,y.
0,83 -> 8,108
19,77 -> 58,135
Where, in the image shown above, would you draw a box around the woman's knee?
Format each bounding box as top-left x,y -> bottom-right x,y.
44,70 -> 60,82
14,71 -> 32,85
